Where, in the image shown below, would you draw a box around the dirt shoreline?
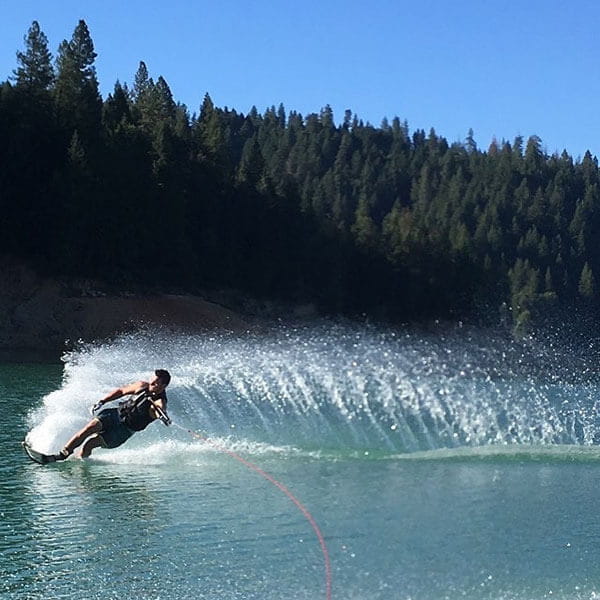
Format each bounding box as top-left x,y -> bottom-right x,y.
0,259 -> 261,361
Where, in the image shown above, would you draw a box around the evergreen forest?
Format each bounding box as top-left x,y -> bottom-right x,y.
2,20 -> 600,333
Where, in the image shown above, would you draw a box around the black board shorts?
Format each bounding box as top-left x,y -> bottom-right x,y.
96,408 -> 135,448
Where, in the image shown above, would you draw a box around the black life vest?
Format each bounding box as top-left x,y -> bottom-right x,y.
118,389 -> 168,432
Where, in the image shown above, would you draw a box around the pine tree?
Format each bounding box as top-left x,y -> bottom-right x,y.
382,201 -> 413,263
579,262 -> 595,299
155,76 -> 176,120
194,93 -> 231,174
133,61 -> 151,100
524,135 -> 545,187
237,135 -> 265,187
136,74 -> 176,132
465,128 -> 477,153
102,81 -> 132,131
508,258 -> 540,334
68,130 -> 87,168
544,267 -> 554,293
14,21 -> 54,90
332,132 -> 354,231
352,193 -> 378,249
54,20 -> 102,142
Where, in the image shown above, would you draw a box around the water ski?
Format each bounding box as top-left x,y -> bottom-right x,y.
22,441 -> 59,465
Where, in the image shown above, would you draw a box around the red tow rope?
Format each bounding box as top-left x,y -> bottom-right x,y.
172,422 -> 332,600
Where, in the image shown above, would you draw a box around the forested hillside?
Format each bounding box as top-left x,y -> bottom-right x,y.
2,20 -> 599,332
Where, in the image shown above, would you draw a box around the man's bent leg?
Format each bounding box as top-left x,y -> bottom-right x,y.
61,418 -> 103,456
80,433 -> 105,458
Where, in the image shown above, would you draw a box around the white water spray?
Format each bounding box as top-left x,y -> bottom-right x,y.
25,324 -> 600,457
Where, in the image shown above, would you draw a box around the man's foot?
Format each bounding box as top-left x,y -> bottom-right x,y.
52,448 -> 71,462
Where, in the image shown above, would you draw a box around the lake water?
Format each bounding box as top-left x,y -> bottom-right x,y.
3,324 -> 600,599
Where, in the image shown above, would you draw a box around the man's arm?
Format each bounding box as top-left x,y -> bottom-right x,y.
95,381 -> 147,408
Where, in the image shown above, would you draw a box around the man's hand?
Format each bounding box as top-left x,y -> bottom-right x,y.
155,405 -> 171,426
91,401 -> 103,414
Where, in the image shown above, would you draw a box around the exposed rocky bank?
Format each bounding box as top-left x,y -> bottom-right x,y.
0,259 -> 260,360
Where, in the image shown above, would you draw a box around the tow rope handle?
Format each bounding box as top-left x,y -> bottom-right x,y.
147,396 -> 171,426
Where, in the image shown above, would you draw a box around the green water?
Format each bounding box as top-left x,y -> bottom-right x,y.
2,364 -> 334,599
4,328 -> 600,599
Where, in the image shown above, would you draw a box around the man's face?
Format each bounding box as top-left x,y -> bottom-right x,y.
149,375 -> 166,394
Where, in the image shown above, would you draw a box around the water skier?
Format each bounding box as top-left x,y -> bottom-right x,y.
52,369 -> 172,460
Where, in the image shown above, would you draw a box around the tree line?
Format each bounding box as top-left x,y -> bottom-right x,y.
2,20 -> 599,332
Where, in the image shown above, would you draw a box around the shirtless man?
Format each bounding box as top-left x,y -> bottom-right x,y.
54,369 -> 171,460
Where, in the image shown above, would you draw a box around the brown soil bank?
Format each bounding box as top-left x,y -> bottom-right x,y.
0,259 -> 254,359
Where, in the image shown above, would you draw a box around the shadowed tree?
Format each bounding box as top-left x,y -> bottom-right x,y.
579,262 -> 596,300
102,81 -> 132,132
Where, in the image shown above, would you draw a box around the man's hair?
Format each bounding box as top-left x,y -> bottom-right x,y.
155,369 -> 171,386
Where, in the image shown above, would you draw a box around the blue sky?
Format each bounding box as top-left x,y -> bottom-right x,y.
2,0 -> 599,159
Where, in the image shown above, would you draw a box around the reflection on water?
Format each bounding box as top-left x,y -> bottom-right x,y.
3,454 -> 327,600
3,462 -> 161,598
